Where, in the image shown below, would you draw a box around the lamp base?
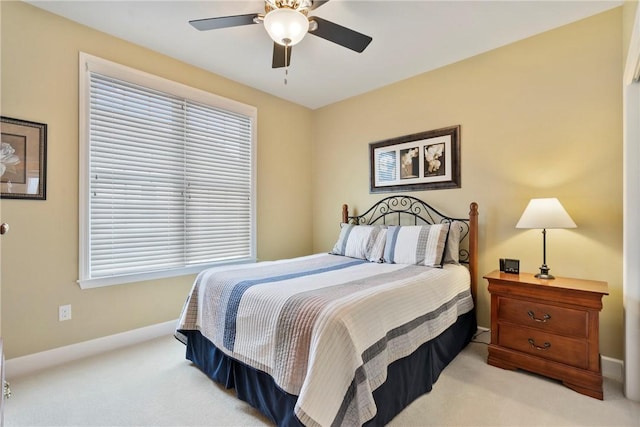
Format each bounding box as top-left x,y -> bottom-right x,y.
535,265 -> 555,280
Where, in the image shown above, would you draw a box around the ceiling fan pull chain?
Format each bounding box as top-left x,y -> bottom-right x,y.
285,43 -> 288,85
284,43 -> 289,85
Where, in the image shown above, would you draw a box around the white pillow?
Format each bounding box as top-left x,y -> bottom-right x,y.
330,224 -> 387,262
383,224 -> 449,267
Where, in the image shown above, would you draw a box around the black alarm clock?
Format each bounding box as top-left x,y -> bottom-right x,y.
499,258 -> 520,274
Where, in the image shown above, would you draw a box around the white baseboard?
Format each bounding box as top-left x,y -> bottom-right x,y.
5,319 -> 178,379
601,355 -> 624,383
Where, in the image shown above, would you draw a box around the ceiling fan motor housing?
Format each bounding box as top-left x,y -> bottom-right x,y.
265,0 -> 313,14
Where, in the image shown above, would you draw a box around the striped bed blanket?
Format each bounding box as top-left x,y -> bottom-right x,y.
176,253 -> 473,427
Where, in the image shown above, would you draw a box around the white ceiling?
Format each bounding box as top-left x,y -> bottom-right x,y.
27,0 -> 621,109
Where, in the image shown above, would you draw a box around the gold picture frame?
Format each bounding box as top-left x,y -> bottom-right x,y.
1,116 -> 47,200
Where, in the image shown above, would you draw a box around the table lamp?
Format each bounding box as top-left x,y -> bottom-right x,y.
516,198 -> 576,279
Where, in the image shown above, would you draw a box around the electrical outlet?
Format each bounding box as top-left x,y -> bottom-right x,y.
59,304 -> 72,321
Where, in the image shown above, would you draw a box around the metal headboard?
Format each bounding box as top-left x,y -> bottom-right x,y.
341,195 -> 479,304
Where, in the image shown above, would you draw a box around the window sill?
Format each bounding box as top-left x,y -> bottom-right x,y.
78,258 -> 256,289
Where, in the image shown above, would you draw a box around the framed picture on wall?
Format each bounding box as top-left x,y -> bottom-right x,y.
369,125 -> 460,193
1,116 -> 47,200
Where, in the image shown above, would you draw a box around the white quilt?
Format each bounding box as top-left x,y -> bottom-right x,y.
176,253 -> 473,427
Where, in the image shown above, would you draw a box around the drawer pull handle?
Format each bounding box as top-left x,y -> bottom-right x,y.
528,338 -> 551,351
527,310 -> 551,323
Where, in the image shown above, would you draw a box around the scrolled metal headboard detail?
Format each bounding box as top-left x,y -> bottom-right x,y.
341,195 -> 479,304
345,195 -> 452,225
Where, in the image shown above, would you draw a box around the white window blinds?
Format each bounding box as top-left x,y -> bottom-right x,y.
79,54 -> 256,288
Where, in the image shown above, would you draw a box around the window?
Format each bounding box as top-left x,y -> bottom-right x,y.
79,53 -> 257,288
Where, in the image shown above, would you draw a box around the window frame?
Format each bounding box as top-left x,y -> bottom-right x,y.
78,52 -> 257,289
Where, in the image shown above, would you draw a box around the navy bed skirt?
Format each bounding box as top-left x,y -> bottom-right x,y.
178,310 -> 476,427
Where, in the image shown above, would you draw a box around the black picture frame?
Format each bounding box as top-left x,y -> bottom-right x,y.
369,125 -> 460,193
1,116 -> 47,200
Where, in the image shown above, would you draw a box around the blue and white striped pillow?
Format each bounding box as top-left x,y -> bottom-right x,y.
331,224 -> 387,262
383,224 -> 450,267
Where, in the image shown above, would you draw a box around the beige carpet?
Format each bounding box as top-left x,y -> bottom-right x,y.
4,333 -> 640,426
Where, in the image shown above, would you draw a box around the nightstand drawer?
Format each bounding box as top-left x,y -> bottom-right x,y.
498,297 -> 588,338
498,324 -> 588,369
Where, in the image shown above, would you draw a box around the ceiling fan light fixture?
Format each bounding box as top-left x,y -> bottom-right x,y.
264,8 -> 309,46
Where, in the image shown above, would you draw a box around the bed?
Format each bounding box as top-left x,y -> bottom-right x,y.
176,195 -> 479,427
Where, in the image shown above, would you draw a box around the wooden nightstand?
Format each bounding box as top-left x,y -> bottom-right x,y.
484,270 -> 608,399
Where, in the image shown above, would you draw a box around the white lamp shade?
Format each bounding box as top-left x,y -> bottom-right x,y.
264,8 -> 309,46
516,198 -> 577,229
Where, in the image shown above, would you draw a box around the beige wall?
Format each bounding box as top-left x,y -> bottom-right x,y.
312,8 -> 624,359
0,1 -> 313,359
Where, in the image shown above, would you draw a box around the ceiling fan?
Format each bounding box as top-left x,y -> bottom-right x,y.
189,0 -> 373,69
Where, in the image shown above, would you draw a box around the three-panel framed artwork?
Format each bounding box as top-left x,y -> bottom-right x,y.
370,125 -> 460,193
